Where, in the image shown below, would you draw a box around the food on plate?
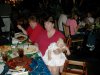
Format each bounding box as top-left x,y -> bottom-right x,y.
24,45 -> 38,54
0,45 -> 11,52
15,66 -> 23,71
6,56 -> 32,71
15,33 -> 27,42
16,36 -> 25,41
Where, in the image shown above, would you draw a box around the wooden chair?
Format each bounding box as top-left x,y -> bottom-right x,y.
63,25 -> 70,38
62,60 -> 87,75
62,72 -> 80,75
71,38 -> 84,50
66,37 -> 72,48
63,24 -> 84,50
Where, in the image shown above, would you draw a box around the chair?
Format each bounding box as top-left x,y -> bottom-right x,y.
71,37 -> 84,50
63,25 -> 70,38
62,72 -> 80,75
63,24 -> 84,50
62,60 -> 87,75
66,37 -> 72,48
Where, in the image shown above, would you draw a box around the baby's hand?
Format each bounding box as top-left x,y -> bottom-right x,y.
53,48 -> 62,55
67,51 -> 71,56
63,47 -> 71,56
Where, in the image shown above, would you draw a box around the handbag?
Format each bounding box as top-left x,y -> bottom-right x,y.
29,57 -> 51,75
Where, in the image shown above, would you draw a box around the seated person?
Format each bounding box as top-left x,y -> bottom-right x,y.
17,16 -> 44,44
66,14 -> 78,37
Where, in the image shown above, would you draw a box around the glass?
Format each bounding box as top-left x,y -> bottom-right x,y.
17,48 -> 24,58
2,52 -> 8,62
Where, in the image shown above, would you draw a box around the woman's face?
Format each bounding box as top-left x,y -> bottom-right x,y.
44,21 -> 54,31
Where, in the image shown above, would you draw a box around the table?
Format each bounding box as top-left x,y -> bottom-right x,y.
0,32 -> 51,75
0,46 -> 41,75
0,49 -> 47,75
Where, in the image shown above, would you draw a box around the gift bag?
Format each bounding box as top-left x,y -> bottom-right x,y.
29,57 -> 51,75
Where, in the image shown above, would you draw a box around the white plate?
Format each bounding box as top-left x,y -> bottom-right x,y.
12,71 -> 28,75
0,64 -> 5,74
24,45 -> 38,54
15,33 -> 27,42
17,45 -> 38,54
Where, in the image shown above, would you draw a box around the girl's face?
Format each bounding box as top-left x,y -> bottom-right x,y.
44,21 -> 54,32
57,42 -> 64,48
29,21 -> 36,29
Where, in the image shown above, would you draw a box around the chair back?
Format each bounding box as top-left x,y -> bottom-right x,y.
62,60 -> 87,75
66,37 -> 72,48
63,25 -> 70,37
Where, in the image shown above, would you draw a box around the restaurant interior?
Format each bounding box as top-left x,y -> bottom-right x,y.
0,0 -> 100,75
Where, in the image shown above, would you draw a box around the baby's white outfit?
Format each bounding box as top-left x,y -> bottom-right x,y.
43,42 -> 67,66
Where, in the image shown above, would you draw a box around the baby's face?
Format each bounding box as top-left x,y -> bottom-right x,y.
57,42 -> 64,48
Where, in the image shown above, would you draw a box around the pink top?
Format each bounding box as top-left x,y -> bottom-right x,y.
66,19 -> 78,35
26,23 -> 44,43
36,30 -> 65,56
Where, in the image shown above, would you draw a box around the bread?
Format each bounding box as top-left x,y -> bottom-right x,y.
0,45 -> 11,52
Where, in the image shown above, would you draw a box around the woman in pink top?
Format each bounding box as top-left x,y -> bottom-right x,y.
17,16 -> 44,44
35,16 -> 65,75
66,14 -> 78,36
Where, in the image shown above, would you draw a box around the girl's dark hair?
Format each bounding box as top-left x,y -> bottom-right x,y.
28,16 -> 37,22
44,16 -> 55,23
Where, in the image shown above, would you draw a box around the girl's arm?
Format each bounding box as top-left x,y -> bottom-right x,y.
17,25 -> 27,35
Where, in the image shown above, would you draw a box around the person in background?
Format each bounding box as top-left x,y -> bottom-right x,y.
84,12 -> 94,31
43,38 -> 71,75
17,15 -> 44,44
58,11 -> 67,34
86,12 -> 94,25
95,17 -> 100,29
66,14 -> 79,37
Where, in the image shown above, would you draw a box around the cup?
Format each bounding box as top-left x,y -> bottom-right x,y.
17,48 -> 24,58
2,52 -> 8,62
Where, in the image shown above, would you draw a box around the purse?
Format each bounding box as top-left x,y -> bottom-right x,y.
29,57 -> 51,75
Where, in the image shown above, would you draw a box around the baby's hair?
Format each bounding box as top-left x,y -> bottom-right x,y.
57,38 -> 65,46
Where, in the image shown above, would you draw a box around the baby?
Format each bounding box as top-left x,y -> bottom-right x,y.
43,38 -> 71,75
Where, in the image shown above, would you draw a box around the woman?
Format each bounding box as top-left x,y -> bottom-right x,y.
66,14 -> 79,36
17,16 -> 44,44
35,16 -> 66,75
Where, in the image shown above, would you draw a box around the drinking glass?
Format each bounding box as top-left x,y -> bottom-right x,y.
17,48 -> 24,58
2,52 -> 8,62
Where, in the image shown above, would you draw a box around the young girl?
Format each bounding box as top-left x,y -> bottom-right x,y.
43,38 -> 71,75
